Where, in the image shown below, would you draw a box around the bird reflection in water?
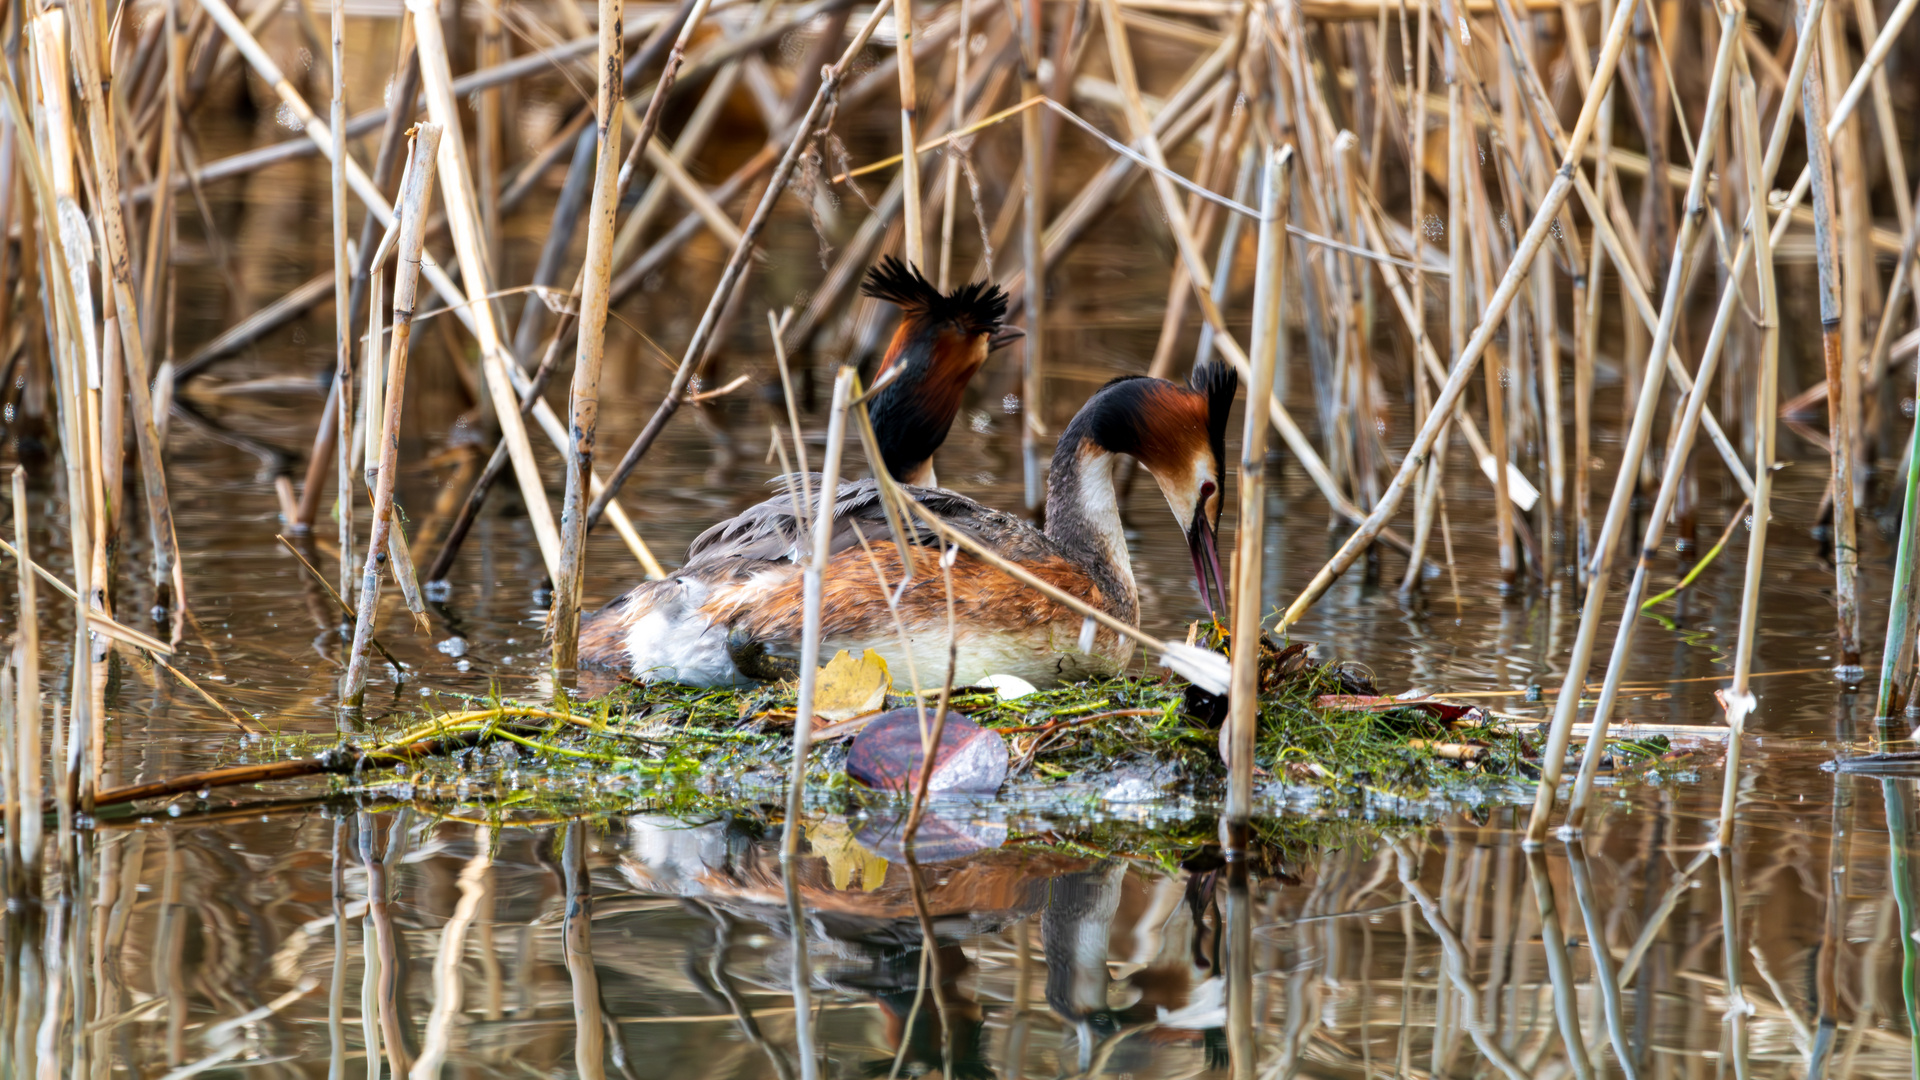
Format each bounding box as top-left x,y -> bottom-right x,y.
621,808 -> 1245,1076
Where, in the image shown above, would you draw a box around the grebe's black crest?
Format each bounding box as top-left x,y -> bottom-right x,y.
860,255 -> 1010,337
1189,356 -> 1237,470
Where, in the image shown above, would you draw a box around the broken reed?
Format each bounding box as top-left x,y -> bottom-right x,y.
2,0 -> 1920,857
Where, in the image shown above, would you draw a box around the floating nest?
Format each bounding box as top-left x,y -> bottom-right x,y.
156,631 -> 1696,823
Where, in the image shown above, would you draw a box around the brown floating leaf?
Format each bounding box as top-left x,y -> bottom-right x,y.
846,709 -> 1008,795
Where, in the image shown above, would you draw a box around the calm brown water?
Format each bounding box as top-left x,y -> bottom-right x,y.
3,8 -> 1919,1077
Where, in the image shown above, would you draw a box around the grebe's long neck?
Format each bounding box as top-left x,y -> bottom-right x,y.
1043,432 -> 1138,624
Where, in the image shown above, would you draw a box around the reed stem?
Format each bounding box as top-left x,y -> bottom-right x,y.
1226,146 -> 1291,827
552,0 -> 628,671
1547,4 -> 1742,839
1017,0 -> 1046,511
1721,52 -> 1781,849
1280,0 -> 1645,628
402,0 -> 565,580
330,0 -> 352,611
1801,16 -> 1860,670
586,0 -> 897,533
10,467 -> 40,883
342,124 -> 442,708
781,366 -> 856,865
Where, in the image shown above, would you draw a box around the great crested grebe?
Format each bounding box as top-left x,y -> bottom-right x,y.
859,255 -> 1022,485
578,360 -> 1236,687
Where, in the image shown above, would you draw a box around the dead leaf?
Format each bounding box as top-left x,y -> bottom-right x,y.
846,710 -> 1009,795
812,649 -> 892,724
804,818 -> 889,892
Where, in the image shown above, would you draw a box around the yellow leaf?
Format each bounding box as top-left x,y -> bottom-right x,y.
804,818 -> 889,891
811,648 -> 891,724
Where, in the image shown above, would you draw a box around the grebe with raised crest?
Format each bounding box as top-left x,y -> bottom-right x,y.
577,360 -> 1236,688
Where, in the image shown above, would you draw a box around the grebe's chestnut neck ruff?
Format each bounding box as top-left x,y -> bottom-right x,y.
579,360 -> 1236,688
860,256 -> 1021,486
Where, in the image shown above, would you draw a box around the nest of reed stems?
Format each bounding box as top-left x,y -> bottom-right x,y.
169,630 -> 1691,822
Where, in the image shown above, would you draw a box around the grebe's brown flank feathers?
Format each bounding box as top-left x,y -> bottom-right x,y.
860,256 -> 1016,484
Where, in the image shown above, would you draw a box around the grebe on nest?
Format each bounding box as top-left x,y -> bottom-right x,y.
578,357 -> 1236,688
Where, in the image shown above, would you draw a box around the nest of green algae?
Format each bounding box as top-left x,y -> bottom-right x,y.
273,632 -> 1691,814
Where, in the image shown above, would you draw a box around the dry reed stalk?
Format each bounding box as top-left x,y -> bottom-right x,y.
1091,3 -> 1421,572
96,299 -> 123,623
342,124 -> 442,708
418,0 -> 729,585
1850,0 -> 1912,292
1571,0 -> 1609,597
1454,26 -> 1518,593
1407,7 -> 1472,596
67,0 -> 183,630
1470,0 -> 1756,506
11,468 -> 40,883
401,0 -> 565,581
1226,146 -> 1291,827
0,663 -> 12,892
586,0 -> 898,532
1520,2 -> 1751,834
780,366 -> 856,868
0,538 -> 175,656
197,0 -> 617,586
1551,8 -> 1745,836
477,0 -> 506,273
1331,133 -> 1381,522
362,270 -> 385,489
1397,0 -> 1436,596
330,0 -> 352,610
1720,54 -> 1779,849
1145,16 -> 1247,381
1277,0 -> 1641,628
1823,2 -> 1876,468
551,0 -> 628,671
896,0 -> 923,267
1801,25 -> 1859,670
1017,0 -> 1046,511
936,0 -> 970,290
1517,0 -> 1826,837
20,14 -> 98,814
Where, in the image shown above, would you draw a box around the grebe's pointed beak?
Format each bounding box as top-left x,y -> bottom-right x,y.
1186,511 -> 1227,621
987,325 -> 1025,352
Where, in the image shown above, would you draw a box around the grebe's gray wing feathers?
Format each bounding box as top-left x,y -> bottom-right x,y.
683,475 -> 1045,568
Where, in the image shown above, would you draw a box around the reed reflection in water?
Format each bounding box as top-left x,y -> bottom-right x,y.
0,786 -> 1912,1077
